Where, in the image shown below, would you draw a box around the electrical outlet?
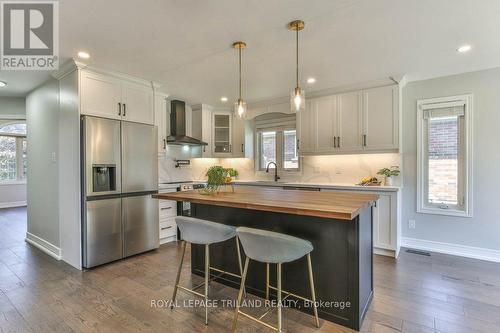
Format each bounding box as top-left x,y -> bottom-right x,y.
409,219 -> 416,229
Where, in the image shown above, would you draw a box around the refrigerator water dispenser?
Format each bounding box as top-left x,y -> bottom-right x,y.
92,164 -> 116,192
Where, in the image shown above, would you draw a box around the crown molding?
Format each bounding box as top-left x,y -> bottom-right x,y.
52,59 -> 162,89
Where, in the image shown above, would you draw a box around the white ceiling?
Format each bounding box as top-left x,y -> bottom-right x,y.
1,0 -> 500,107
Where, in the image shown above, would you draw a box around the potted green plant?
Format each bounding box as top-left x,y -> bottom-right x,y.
201,165 -> 227,194
226,168 -> 239,181
377,166 -> 400,186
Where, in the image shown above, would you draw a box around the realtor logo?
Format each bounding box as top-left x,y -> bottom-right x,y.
1,1 -> 58,70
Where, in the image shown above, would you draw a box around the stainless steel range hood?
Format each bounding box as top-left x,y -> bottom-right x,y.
167,100 -> 208,146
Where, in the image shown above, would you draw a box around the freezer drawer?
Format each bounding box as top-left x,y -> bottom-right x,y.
123,194 -> 159,257
84,198 -> 122,268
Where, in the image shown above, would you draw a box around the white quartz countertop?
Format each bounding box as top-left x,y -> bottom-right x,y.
232,180 -> 401,192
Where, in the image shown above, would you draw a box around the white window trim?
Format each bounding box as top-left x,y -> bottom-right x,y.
416,94 -> 473,218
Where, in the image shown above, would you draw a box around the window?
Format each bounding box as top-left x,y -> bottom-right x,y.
0,122 -> 27,182
257,129 -> 299,171
255,113 -> 299,172
260,131 -> 276,168
417,95 -> 472,217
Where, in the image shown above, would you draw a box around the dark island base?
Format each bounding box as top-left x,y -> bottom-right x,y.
189,203 -> 373,330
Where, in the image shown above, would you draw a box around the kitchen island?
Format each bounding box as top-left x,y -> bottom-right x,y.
153,186 -> 378,330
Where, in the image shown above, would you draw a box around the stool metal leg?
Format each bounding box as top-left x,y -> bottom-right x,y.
265,262 -> 270,300
204,244 -> 210,325
307,254 -> 320,328
235,237 -> 246,297
277,263 -> 282,333
171,240 -> 187,309
232,257 -> 249,333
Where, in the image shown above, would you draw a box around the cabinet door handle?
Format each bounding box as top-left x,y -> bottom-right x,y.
163,139 -> 166,150
333,136 -> 337,148
160,207 -> 172,210
241,144 -> 244,153
161,226 -> 173,230
229,144 -> 232,153
203,145 -> 206,153
363,134 -> 367,147
122,103 -> 126,117
118,102 -> 122,116
338,136 -> 341,148
297,139 -> 300,151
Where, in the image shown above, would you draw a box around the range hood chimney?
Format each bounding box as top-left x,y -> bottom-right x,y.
167,100 -> 208,146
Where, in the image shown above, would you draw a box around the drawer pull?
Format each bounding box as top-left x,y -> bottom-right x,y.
161,226 -> 173,230
161,207 -> 172,210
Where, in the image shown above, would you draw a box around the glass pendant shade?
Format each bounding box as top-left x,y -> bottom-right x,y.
290,86 -> 305,113
234,98 -> 247,118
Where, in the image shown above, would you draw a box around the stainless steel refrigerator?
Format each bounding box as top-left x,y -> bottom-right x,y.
81,116 -> 159,268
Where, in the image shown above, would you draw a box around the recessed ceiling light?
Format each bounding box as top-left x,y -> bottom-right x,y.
0,81 -> 6,87
457,45 -> 471,53
220,96 -> 228,102
77,51 -> 90,59
307,77 -> 316,84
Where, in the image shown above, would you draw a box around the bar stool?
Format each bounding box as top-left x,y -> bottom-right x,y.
171,216 -> 246,325
232,227 -> 320,333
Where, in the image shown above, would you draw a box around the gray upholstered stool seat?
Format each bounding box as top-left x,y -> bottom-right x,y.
236,227 -> 313,263
232,227 -> 319,333
171,216 -> 245,326
176,216 -> 236,244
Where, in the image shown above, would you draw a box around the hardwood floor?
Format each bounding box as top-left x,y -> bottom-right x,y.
0,207 -> 500,332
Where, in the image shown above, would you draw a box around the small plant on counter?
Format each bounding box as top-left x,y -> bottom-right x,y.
377,166 -> 400,186
199,166 -> 227,194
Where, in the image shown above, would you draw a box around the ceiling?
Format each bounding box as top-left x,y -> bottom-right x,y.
1,0 -> 500,107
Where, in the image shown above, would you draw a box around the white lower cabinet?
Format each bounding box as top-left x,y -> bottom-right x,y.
158,193 -> 178,244
321,188 -> 401,258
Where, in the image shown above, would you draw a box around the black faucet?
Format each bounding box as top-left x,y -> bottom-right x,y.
266,162 -> 280,182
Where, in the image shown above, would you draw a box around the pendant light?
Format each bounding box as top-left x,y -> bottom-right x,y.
288,20 -> 305,112
233,41 -> 247,118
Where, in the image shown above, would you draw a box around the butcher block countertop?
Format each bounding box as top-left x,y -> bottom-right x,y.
153,186 -> 378,220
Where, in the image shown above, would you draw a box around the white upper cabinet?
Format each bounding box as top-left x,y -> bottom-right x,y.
315,95 -> 337,152
337,91 -> 363,152
80,69 -> 155,125
191,104 -> 213,158
121,81 -> 154,125
297,100 -> 315,153
80,71 -> 122,120
232,115 -> 245,158
362,85 -> 399,150
212,111 -> 233,156
154,93 -> 168,154
298,84 -> 399,155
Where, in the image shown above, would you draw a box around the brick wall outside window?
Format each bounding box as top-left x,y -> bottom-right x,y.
428,117 -> 459,205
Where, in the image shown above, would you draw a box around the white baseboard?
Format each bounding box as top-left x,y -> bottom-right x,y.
374,247 -> 396,258
0,201 -> 27,209
402,237 -> 500,263
160,235 -> 177,245
25,232 -> 62,260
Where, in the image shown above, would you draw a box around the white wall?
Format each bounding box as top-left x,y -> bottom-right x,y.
26,79 -> 60,256
402,67 -> 500,254
0,96 -> 27,208
0,97 -> 25,117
